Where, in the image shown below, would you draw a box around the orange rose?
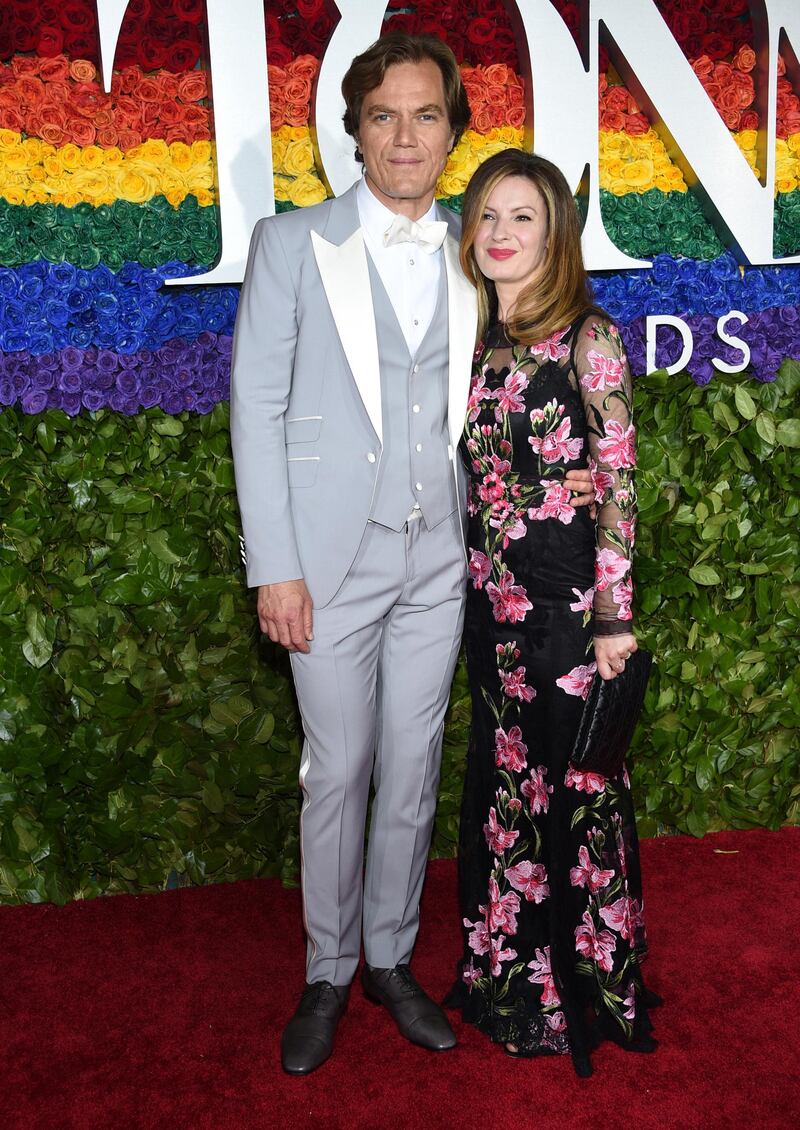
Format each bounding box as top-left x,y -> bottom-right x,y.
740,110 -> 760,131
178,70 -> 208,103
777,53 -> 787,77
158,73 -> 180,100
472,106 -> 496,133
626,113 -> 650,137
270,98 -> 288,131
284,102 -> 309,128
69,57 -> 96,82
39,122 -> 65,146
507,85 -> 524,110
507,105 -> 525,129
67,116 -> 98,146
483,64 -> 513,88
10,56 -> 40,77
135,77 -> 162,103
691,55 -> 714,79
600,108 -> 626,131
93,107 -> 115,129
97,127 -> 120,147
484,84 -> 507,108
290,55 -> 320,82
284,76 -> 311,105
157,102 -> 185,126
720,107 -> 741,131
117,128 -> 143,151
39,55 -> 70,82
17,75 -> 45,106
732,44 -> 756,73
117,67 -> 140,97
0,107 -> 24,132
182,105 -> 210,131
605,86 -> 630,113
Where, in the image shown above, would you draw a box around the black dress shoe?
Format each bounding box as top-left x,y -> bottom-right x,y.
281,981 -> 349,1075
362,964 -> 456,1051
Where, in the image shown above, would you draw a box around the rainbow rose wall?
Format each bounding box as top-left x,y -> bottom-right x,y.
0,0 -> 797,904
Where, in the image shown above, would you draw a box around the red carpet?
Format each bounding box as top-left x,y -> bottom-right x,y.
1,827 -> 799,1130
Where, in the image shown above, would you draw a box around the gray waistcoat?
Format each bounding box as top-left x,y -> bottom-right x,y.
367,257 -> 457,531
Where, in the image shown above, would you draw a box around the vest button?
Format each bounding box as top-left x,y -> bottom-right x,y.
367,452 -> 376,463
416,443 -> 422,452
415,482 -> 423,491
413,365 -> 419,373
412,404 -> 420,413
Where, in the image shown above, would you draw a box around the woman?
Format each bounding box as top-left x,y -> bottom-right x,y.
447,149 -> 657,1077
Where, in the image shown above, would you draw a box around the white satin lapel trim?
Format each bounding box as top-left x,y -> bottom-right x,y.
443,233 -> 478,451
311,228 -> 382,443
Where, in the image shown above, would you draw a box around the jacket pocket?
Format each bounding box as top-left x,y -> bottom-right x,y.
287,455 -> 320,488
284,415 -> 322,444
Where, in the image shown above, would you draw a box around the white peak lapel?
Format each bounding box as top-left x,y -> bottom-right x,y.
443,233 -> 478,451
311,228 -> 382,444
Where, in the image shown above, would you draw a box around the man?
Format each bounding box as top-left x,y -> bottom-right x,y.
231,33 -> 593,1075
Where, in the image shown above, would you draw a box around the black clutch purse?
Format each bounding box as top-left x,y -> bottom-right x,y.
570,649 -> 652,778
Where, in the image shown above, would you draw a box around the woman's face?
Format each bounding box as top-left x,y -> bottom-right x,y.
473,175 -> 550,300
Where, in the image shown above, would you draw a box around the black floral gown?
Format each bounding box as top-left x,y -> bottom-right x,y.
447,312 -> 656,1077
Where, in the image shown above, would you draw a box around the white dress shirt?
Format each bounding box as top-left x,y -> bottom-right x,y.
357,176 -> 443,357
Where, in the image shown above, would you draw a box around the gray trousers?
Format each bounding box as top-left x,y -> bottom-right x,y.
290,513 -> 466,985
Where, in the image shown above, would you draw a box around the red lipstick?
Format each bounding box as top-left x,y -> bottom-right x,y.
487,248 -> 516,260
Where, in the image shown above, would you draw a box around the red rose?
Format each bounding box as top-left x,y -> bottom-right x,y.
739,110 -> 759,131
466,19 -> 496,47
701,33 -> 735,61
600,108 -> 626,131
37,25 -> 65,57
0,107 -> 25,132
626,114 -> 651,137
174,0 -> 204,25
58,3 -> 96,35
269,42 -> 293,68
177,71 -> 208,103
168,38 -> 201,71
39,55 -> 70,82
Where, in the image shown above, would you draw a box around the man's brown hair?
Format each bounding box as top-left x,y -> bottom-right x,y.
342,33 -> 471,163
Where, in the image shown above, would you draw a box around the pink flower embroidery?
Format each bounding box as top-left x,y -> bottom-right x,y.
556,662 -> 597,699
617,518 -> 636,541
486,570 -> 533,624
623,981 -> 636,1020
565,766 -> 607,793
521,765 -> 553,814
477,471 -> 507,503
483,807 -> 519,855
569,845 -> 615,893
597,419 -> 636,469
464,916 -> 490,956
468,548 -> 492,590
530,326 -> 570,361
494,370 -> 529,417
569,586 -> 595,613
529,417 -> 584,464
489,934 -> 518,977
595,547 -> 630,591
484,877 -> 521,935
580,349 -> 624,392
575,910 -> 617,972
546,1011 -> 567,1032
462,960 -> 482,988
590,460 -> 615,503
499,665 -> 536,703
494,725 -> 529,773
528,479 -> 575,525
612,575 -> 633,620
599,896 -> 645,942
526,945 -> 561,1006
467,370 -> 494,423
505,860 -> 550,903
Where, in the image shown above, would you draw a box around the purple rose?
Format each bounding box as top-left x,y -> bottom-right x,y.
21,390 -> 49,414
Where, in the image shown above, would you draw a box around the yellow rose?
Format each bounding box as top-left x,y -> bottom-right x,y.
60,143 -> 82,171
61,191 -> 83,207
195,188 -> 215,206
2,187 -> 25,205
737,129 -> 758,151
288,127 -> 308,143
273,175 -> 292,202
282,138 -> 315,177
272,135 -> 288,169
103,147 -> 124,168
24,138 -> 45,163
786,133 -> 800,155
116,168 -> 155,204
192,140 -> 213,164
25,186 -> 50,205
3,146 -> 29,173
132,138 -> 170,163
165,187 -> 185,208
621,158 -> 655,189
28,164 -> 47,184
288,171 -> 327,207
0,128 -> 19,149
776,175 -> 797,193
71,168 -> 114,203
169,142 -> 194,171
80,147 -> 106,170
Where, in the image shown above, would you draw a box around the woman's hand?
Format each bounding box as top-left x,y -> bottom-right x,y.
594,632 -> 637,681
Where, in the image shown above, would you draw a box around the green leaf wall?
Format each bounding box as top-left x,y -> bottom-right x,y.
1,366 -> 798,904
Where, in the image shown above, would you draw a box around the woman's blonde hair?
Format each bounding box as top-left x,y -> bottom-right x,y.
460,149 -> 594,344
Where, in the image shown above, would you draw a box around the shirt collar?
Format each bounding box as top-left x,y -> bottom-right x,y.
356,176 -> 439,244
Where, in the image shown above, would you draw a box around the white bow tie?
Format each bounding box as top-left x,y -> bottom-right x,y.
383,213 -> 449,254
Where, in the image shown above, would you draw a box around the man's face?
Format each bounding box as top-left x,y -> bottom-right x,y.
357,59 -> 456,217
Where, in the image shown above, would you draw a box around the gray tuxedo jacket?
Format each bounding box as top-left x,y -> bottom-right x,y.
230,183 -> 478,608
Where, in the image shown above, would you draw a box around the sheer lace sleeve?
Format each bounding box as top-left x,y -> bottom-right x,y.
573,317 -> 637,636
